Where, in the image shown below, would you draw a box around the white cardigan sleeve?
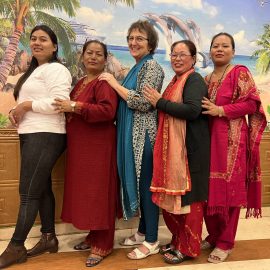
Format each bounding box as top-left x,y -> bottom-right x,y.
32,63 -> 72,114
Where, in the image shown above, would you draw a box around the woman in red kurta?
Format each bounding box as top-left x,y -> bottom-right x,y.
202,32 -> 266,264
54,40 -> 119,267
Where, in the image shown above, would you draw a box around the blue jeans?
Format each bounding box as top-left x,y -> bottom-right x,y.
11,132 -> 66,245
138,132 -> 159,242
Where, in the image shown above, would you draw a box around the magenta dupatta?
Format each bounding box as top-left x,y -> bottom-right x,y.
207,65 -> 266,219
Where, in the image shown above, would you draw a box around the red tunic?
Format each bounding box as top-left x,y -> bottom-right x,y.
61,78 -> 119,230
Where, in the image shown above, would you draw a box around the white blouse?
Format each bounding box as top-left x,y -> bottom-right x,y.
17,62 -> 72,134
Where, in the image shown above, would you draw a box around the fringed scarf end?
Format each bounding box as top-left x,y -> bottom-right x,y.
207,206 -> 230,224
245,208 -> 262,219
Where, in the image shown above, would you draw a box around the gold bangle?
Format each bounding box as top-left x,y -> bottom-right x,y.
218,106 -> 223,117
8,106 -> 16,114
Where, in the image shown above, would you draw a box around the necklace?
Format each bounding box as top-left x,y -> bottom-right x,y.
82,73 -> 101,86
82,76 -> 92,86
208,63 -> 231,88
73,76 -> 95,100
208,64 -> 231,103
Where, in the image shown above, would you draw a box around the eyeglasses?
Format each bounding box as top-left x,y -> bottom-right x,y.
127,36 -> 149,43
169,53 -> 192,60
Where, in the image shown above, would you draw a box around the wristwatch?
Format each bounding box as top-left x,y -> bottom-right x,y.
70,101 -> 76,112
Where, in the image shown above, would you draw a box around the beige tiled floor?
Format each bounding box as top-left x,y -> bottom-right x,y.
0,207 -> 270,269
141,259 -> 270,270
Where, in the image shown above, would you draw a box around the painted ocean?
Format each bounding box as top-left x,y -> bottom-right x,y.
109,46 -> 257,91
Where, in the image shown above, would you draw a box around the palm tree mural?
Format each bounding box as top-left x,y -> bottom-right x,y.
0,0 -> 134,91
107,0 -> 134,6
0,19 -> 13,60
0,0 -> 80,91
252,24 -> 270,75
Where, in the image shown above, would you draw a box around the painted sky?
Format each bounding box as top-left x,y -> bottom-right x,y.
52,0 -> 270,56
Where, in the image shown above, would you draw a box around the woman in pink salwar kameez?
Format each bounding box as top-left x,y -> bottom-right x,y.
202,32 -> 267,264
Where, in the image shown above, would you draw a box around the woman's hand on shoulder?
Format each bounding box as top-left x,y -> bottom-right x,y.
143,85 -> 162,108
98,72 -> 119,90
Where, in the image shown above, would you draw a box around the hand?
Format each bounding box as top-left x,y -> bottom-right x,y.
98,72 -> 119,90
9,101 -> 31,126
52,98 -> 72,113
201,97 -> 222,117
8,109 -> 18,127
143,85 -> 162,107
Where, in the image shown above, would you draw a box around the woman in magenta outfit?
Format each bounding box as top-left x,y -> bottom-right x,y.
201,32 -> 267,264
54,40 -> 119,267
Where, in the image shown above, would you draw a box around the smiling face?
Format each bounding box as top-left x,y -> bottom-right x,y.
170,43 -> 195,77
82,42 -> 106,75
30,30 -> 57,65
127,28 -> 151,63
210,35 -> 235,66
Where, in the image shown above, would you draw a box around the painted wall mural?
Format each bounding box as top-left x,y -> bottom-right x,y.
0,0 -> 270,127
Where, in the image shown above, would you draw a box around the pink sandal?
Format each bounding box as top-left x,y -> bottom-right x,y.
208,247 -> 232,263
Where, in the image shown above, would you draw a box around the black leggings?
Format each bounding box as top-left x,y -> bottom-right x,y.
11,133 -> 66,245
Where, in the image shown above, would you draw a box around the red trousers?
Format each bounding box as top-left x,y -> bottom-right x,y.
84,226 -> 115,257
83,194 -> 117,257
163,202 -> 204,257
204,206 -> 240,250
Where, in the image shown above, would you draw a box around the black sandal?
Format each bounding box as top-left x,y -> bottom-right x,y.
163,249 -> 191,264
159,243 -> 173,255
85,256 -> 103,267
73,241 -> 91,250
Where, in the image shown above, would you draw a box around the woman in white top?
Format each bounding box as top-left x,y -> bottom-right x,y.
0,25 -> 71,269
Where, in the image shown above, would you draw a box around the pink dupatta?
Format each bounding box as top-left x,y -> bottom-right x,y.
150,69 -> 194,214
207,65 -> 266,219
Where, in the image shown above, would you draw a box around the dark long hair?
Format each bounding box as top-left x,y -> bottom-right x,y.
13,25 -> 59,100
